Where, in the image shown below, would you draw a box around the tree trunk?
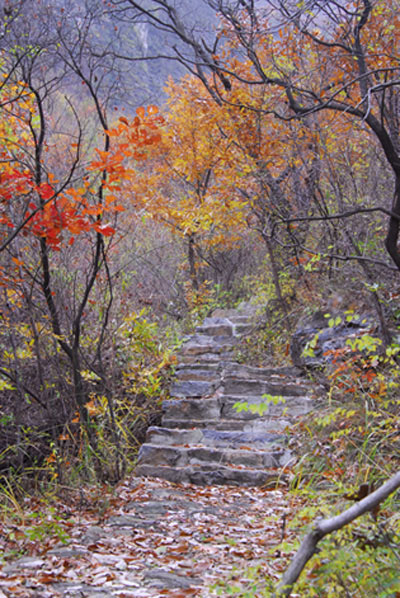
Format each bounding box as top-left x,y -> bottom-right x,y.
188,234 -> 199,291
262,231 -> 291,329
385,176 -> 400,272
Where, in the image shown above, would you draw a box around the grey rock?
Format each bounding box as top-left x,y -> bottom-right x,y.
51,584 -> 113,597
2,556 -> 45,573
221,395 -> 313,419
107,515 -> 159,529
196,317 -> 234,337
179,333 -> 235,356
137,443 -> 289,469
290,311 -> 375,367
223,378 -> 309,397
81,526 -> 112,544
136,464 -> 285,487
145,426 -> 284,448
128,500 -> 182,515
161,397 -> 221,420
170,379 -> 217,397
178,351 -> 234,364
223,362 -> 303,380
128,498 -> 221,515
161,417 -> 289,432
47,545 -> 88,557
174,364 -> 220,381
144,567 -> 201,589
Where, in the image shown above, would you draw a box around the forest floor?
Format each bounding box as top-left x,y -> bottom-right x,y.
0,474 -> 302,598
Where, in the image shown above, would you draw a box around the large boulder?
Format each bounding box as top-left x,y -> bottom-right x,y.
290,311 -> 376,368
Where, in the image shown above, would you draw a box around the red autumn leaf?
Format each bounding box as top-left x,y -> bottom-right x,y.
38,182 -> 54,200
93,223 -> 116,236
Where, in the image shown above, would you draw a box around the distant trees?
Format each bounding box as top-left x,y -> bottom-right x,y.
114,0 -> 400,271
107,0 -> 400,347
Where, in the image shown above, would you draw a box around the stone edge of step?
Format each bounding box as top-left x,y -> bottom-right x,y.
135,463 -> 289,487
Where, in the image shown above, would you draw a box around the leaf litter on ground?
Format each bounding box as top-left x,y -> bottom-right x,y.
0,475 -> 301,597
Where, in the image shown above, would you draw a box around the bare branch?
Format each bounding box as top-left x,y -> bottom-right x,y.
274,470 -> 400,597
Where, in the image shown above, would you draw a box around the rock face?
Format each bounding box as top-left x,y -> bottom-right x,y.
136,303 -> 317,486
290,311 -> 376,368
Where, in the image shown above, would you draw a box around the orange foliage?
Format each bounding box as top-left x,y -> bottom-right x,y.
0,80 -> 162,252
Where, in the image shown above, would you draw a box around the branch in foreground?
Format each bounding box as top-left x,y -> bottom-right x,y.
273,470 -> 400,597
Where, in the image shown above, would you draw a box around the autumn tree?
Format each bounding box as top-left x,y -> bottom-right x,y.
117,1 -> 400,273
0,0 -> 162,480
127,61 -> 329,323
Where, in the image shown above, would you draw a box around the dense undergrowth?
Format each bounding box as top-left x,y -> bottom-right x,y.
1,258 -> 400,597
215,287 -> 400,597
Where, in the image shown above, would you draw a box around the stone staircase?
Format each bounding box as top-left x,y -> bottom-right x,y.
136,304 -> 315,486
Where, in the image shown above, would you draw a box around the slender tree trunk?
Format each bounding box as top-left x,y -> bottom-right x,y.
188,234 -> 199,292
261,230 -> 291,329
385,176 -> 400,272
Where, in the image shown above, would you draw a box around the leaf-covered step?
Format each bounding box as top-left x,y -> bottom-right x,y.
135,463 -> 285,487
145,426 -> 286,449
137,443 -> 291,469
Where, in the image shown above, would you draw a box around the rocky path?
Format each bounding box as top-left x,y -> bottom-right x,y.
0,477 -> 301,597
137,303 -> 315,486
0,304 -> 317,597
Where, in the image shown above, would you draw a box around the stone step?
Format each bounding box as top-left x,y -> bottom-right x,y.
145,426 -> 286,449
178,352 -> 235,365
162,395 -> 312,422
178,347 -> 233,367
223,362 -> 305,381
222,378 -> 310,397
135,463 -> 285,487
196,317 -> 234,337
179,333 -> 236,353
174,363 -> 221,381
161,418 -> 290,432
135,301 -> 317,488
212,303 -> 258,320
162,397 -> 221,420
170,380 -> 220,398
200,318 -> 254,337
221,395 -> 313,419
137,443 -> 291,470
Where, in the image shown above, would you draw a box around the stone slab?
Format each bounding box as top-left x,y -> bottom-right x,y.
136,463 -> 286,487
145,426 -> 285,448
137,443 -> 291,469
221,395 -> 313,419
170,380 -> 218,397
162,397 -> 221,420
223,378 -> 310,397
